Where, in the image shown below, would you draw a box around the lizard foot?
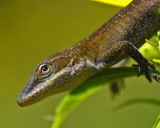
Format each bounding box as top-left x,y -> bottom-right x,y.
133,62 -> 160,82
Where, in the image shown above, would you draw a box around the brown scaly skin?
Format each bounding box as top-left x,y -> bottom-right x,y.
17,0 -> 160,107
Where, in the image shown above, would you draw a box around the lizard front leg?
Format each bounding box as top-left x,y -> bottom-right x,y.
97,41 -> 160,82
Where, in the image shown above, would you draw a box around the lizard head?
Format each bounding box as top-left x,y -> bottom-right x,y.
17,50 -> 87,107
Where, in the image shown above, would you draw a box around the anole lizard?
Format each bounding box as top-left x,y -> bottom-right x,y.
17,0 -> 160,107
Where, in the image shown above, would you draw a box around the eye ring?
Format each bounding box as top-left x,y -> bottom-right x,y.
38,64 -> 54,80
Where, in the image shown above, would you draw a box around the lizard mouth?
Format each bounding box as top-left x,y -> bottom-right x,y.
16,71 -> 47,107
16,71 -> 36,107
17,89 -> 37,107
17,83 -> 48,107
17,79 -> 50,107
17,94 -> 31,107
17,86 -> 39,107
17,70 -> 59,107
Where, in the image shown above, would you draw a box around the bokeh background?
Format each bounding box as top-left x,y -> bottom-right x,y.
1,0 -> 160,128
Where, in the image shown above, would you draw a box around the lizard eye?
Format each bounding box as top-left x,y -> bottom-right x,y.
38,64 -> 54,80
41,65 -> 49,72
72,61 -> 75,66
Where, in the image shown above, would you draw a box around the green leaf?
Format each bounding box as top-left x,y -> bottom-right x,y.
153,115 -> 160,128
146,39 -> 159,49
153,59 -> 160,64
114,98 -> 160,111
51,67 -> 138,128
156,31 -> 160,42
146,31 -> 160,51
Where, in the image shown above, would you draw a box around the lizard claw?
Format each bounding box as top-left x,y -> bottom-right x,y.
148,62 -> 155,69
132,62 -> 159,82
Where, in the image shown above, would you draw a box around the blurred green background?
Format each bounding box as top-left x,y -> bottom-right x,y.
1,0 -> 160,128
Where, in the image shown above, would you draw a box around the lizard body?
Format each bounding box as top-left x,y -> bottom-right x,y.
17,0 -> 160,107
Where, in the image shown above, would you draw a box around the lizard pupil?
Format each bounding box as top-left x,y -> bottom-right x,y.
72,61 -> 75,66
41,65 -> 48,71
